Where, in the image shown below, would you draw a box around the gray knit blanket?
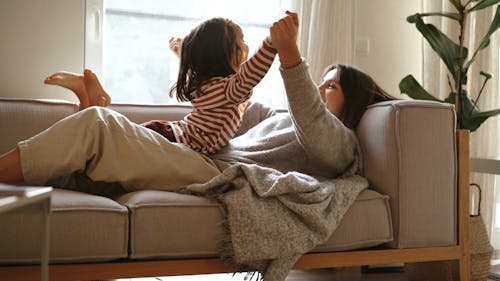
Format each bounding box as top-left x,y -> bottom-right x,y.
182,162 -> 368,281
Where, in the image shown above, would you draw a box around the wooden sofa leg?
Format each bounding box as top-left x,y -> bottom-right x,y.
457,130 -> 471,281
459,256 -> 471,281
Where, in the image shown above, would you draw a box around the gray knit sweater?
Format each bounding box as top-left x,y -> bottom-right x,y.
212,61 -> 360,178
184,61 -> 367,281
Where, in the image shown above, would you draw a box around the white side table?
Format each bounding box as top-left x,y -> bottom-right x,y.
0,184 -> 52,281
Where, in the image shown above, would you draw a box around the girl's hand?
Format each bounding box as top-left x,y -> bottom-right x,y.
270,11 -> 301,69
286,10 -> 299,29
169,37 -> 182,57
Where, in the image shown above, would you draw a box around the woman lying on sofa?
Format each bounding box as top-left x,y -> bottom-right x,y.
0,12 -> 393,192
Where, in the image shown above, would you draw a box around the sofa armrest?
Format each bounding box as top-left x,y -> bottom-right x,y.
356,100 -> 457,248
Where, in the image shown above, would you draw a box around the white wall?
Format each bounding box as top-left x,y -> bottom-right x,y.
0,0 -> 84,102
355,0 -> 422,98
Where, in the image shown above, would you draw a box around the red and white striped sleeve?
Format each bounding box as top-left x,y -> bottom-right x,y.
225,37 -> 277,104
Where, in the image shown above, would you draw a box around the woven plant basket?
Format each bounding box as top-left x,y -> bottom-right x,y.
470,183 -> 493,281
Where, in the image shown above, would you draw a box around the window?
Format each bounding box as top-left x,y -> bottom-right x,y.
85,0 -> 290,108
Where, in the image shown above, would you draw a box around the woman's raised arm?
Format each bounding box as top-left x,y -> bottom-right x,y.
280,63 -> 358,176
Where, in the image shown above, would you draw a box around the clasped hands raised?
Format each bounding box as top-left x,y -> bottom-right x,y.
270,11 -> 299,53
270,11 -> 301,69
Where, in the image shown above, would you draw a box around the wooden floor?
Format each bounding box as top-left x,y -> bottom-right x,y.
114,266 -> 499,281
115,267 -> 409,281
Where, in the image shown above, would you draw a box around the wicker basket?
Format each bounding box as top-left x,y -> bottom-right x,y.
470,183 -> 493,281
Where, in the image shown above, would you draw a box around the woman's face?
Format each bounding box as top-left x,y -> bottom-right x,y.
319,68 -> 345,118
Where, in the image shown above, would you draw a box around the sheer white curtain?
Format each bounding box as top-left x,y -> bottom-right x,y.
469,7 -> 500,259
290,0 -> 356,83
423,0 -> 500,258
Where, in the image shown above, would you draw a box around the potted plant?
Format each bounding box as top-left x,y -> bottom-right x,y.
400,2 -> 500,279
399,0 -> 500,132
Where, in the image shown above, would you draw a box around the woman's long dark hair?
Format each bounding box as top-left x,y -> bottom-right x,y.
323,64 -> 395,129
170,18 -> 242,102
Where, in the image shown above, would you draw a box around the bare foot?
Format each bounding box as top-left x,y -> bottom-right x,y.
84,69 -> 111,107
44,71 -> 90,109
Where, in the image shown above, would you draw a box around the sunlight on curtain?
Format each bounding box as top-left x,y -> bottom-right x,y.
290,0 -> 356,84
423,0 -> 500,259
422,1 -> 458,100
469,7 -> 500,258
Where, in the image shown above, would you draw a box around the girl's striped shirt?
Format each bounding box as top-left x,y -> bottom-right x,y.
169,38 -> 277,154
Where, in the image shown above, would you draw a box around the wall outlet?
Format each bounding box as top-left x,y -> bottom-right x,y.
356,37 -> 370,56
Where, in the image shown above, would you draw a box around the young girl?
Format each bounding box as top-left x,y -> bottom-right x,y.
46,17 -> 276,154
142,17 -> 277,154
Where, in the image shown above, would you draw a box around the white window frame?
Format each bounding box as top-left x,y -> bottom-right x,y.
85,0 -> 104,78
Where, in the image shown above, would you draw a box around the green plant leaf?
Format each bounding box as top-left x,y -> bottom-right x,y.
411,15 -> 467,84
464,5 -> 500,69
399,75 -> 443,102
471,108 -> 500,118
459,91 -> 480,114
448,0 -> 462,11
469,0 -> 500,12
464,109 -> 500,131
480,71 -> 493,79
407,12 -> 461,22
444,92 -> 458,105
446,91 -> 500,131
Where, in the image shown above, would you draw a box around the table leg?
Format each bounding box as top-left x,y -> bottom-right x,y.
40,197 -> 51,281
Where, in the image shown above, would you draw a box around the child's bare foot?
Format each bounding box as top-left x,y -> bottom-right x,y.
44,71 -> 90,109
84,69 -> 111,107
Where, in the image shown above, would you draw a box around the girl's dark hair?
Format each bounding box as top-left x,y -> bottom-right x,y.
323,64 -> 395,129
170,18 -> 242,102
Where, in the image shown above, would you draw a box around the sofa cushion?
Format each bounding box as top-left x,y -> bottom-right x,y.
0,98 -> 78,154
117,190 -> 223,259
313,189 -> 393,252
0,188 -> 128,264
118,189 -> 392,259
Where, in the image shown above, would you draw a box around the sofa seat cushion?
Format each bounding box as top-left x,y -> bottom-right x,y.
0,188 -> 128,264
118,188 -> 392,259
313,189 -> 393,252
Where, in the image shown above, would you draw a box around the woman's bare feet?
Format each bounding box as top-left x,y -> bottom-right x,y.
44,71 -> 90,109
84,69 -> 111,107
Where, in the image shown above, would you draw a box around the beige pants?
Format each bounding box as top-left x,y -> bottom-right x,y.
18,107 -> 221,192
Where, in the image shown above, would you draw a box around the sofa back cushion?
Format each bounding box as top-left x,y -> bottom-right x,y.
0,99 -> 193,154
0,99 -> 78,154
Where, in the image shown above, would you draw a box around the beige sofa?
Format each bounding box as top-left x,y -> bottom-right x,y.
0,98 -> 470,281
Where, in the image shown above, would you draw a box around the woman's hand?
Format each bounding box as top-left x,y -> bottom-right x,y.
270,11 -> 301,69
169,37 -> 182,58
